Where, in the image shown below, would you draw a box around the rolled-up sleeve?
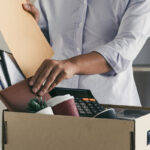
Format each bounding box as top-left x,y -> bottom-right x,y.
95,0 -> 150,74
34,0 -> 50,42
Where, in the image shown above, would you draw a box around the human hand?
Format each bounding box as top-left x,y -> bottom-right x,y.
22,0 -> 40,22
29,59 -> 78,96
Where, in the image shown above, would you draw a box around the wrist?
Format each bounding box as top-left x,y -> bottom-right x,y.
62,58 -> 80,75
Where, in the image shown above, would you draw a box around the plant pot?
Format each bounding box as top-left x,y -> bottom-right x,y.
36,107 -> 54,115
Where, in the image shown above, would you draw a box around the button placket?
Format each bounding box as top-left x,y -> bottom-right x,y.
79,22 -> 83,28
76,0 -> 87,54
77,48 -> 80,52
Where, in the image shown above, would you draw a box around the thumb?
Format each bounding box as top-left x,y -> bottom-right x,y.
22,3 -> 40,22
29,4 -> 40,22
22,3 -> 31,12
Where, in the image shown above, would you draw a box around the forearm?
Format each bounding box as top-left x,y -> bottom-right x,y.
68,51 -> 111,75
30,51 -> 111,96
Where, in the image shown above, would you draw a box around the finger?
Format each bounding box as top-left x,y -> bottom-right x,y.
48,72 -> 65,92
48,83 -> 57,92
22,0 -> 32,11
32,65 -> 54,93
38,66 -> 62,96
29,4 -> 40,22
29,61 -> 46,86
22,3 -> 31,11
22,3 -> 39,22
26,0 -> 31,4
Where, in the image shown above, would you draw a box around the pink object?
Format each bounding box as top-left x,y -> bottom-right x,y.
47,95 -> 79,117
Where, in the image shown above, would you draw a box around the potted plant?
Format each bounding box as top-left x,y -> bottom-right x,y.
27,97 -> 53,115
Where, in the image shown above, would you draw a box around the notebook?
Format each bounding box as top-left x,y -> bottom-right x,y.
0,0 -> 54,78
0,51 -> 25,86
0,61 -> 8,89
0,79 -> 51,112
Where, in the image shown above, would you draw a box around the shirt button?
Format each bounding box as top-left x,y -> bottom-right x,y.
79,22 -> 82,27
77,48 -> 80,52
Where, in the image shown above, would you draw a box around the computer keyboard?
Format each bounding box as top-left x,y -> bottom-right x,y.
50,87 -> 105,117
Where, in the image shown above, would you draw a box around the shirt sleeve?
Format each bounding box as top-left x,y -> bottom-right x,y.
34,0 -> 50,43
95,0 -> 150,75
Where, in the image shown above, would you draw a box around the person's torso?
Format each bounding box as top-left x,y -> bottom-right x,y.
37,0 -> 141,106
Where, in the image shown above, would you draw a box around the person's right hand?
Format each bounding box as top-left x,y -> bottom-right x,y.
22,0 -> 40,22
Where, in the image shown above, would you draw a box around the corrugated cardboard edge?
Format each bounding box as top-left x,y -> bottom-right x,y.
2,109 -> 135,150
103,104 -> 150,111
135,113 -> 150,150
2,109 -> 8,150
130,131 -> 135,150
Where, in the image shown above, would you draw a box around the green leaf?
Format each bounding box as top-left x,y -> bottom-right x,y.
27,97 -> 48,113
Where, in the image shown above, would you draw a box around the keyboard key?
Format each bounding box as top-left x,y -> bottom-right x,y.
82,98 -> 89,101
89,98 -> 96,102
79,110 -> 85,114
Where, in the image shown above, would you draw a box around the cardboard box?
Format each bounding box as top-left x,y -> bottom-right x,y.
2,105 -> 150,150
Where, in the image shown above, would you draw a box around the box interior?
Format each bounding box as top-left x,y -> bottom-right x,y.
103,104 -> 150,120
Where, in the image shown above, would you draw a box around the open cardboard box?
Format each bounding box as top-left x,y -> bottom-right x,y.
2,105 -> 150,150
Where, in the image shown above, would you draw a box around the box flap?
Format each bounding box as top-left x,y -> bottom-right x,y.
3,111 -> 134,150
135,113 -> 150,150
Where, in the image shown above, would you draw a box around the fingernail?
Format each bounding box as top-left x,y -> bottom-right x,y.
49,88 -> 52,92
32,88 -> 37,93
24,4 -> 30,9
39,91 -> 44,96
29,81 -> 34,86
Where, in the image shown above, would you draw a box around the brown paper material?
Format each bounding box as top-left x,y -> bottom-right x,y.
3,106 -> 150,150
3,111 -> 134,150
0,0 -> 54,77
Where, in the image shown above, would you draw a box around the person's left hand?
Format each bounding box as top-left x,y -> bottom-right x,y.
29,59 -> 78,96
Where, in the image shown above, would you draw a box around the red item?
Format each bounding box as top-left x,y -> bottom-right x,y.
0,79 -> 51,112
47,95 -> 79,117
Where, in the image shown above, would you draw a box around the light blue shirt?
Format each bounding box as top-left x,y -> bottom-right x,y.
35,0 -> 150,106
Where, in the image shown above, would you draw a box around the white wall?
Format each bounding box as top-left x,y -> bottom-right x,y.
134,38 -> 150,65
133,38 -> 150,107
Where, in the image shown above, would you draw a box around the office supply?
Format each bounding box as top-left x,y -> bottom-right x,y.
0,61 -> 8,89
0,79 -> 51,111
47,94 -> 79,116
0,31 -> 10,53
50,87 -> 116,118
0,77 -> 4,90
0,0 -> 54,78
27,97 -> 54,115
0,51 -> 25,86
27,97 -> 48,113
36,107 -> 54,115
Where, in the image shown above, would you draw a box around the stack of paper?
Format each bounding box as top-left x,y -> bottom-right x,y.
0,50 -> 25,89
